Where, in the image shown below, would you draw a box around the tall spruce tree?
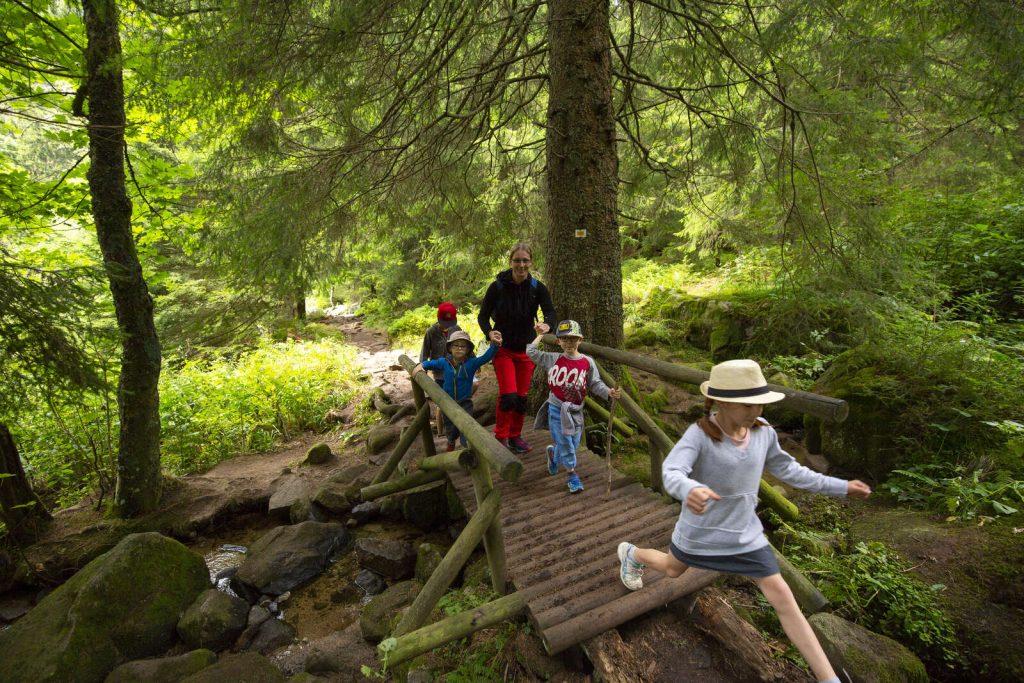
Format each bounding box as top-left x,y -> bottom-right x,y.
80,0 -> 163,516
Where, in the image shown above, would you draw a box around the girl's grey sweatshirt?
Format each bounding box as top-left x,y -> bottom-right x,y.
664,420 -> 848,556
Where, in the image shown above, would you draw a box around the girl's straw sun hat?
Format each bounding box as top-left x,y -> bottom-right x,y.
699,359 -> 786,404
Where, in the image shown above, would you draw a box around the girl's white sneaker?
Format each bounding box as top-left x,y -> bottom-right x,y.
618,542 -> 645,590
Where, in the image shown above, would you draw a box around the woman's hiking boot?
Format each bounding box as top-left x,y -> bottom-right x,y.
509,436 -> 532,454
567,471 -> 584,493
546,445 -> 558,475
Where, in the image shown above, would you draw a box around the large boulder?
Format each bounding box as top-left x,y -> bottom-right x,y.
809,612 -> 928,683
104,649 -> 217,683
180,652 -> 286,682
811,345 -> 909,477
402,481 -> 449,530
177,589 -> 249,652
355,537 -> 416,580
232,522 -> 349,602
311,464 -> 370,516
359,580 -> 421,643
0,532 -> 209,683
268,476 -> 310,521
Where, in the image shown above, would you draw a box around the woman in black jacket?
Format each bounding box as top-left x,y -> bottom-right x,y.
478,243 -> 557,453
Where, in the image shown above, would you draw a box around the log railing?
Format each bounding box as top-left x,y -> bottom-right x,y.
359,353 -> 527,666
542,334 -> 847,504
360,345 -> 842,667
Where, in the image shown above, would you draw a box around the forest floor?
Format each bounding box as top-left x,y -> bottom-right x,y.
6,314 -> 1020,679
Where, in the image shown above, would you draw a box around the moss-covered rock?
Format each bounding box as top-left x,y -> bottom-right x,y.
812,345 -> 911,477
359,580 -> 421,643
177,589 -> 249,652
104,649 -> 217,683
809,612 -> 928,682
366,425 -> 401,455
303,442 -> 333,465
414,543 -> 445,583
461,554 -> 491,588
179,652 -> 286,682
0,532 -> 209,683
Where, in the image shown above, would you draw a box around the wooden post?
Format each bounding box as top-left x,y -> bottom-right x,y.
409,379 -> 437,458
360,470 -> 446,501
648,437 -> 664,494
399,355 -> 523,482
542,334 -> 848,423
383,590 -> 528,665
392,488 -> 502,637
418,450 -> 468,473
469,459 -> 507,594
541,567 -> 720,654
370,404 -> 430,485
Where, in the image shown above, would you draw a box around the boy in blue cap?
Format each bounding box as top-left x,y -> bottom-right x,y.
414,330 -> 501,451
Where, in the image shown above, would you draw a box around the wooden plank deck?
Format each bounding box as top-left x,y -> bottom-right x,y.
447,427 -> 715,654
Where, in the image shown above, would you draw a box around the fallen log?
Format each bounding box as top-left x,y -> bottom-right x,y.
674,588 -> 795,682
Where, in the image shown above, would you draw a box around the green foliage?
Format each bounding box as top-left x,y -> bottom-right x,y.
796,541 -> 961,667
14,337 -> 362,507
883,463 -> 1024,520
368,303 -> 485,351
160,339 -> 361,475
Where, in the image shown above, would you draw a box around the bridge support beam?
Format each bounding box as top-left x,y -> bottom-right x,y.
393,488 -> 501,637
383,590 -> 528,665
360,470 -> 445,501
370,404 -> 430,485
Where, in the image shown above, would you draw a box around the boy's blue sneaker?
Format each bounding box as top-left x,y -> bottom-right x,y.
546,445 -> 558,475
617,542 -> 645,591
567,472 -> 584,493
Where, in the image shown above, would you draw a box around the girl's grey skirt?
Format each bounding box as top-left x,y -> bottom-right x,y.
669,542 -> 780,578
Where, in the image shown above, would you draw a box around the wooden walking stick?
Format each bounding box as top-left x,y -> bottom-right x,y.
605,393 -> 617,494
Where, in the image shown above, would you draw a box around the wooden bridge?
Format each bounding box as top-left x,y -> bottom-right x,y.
358,336 -> 847,666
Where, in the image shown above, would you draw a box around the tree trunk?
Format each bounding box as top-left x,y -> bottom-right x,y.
82,0 -> 162,517
545,0 -> 623,349
0,423 -> 51,545
294,285 -> 306,320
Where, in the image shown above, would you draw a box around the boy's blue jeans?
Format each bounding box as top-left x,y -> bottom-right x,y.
547,402 -> 581,471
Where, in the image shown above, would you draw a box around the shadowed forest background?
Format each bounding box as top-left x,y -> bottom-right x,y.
1,0 -> 1023,680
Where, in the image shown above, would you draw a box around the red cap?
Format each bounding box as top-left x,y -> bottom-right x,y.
437,302 -> 457,322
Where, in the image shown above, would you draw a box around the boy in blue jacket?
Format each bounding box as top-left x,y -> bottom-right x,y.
413,330 -> 501,451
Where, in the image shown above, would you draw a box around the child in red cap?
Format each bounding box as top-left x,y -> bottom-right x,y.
421,303 -> 462,432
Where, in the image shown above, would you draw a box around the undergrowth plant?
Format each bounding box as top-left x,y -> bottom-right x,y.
883,463 -> 1024,520
161,339 -> 362,474
796,541 -> 961,668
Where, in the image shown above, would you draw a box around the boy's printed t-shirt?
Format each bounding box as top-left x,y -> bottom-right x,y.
546,355 -> 593,404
